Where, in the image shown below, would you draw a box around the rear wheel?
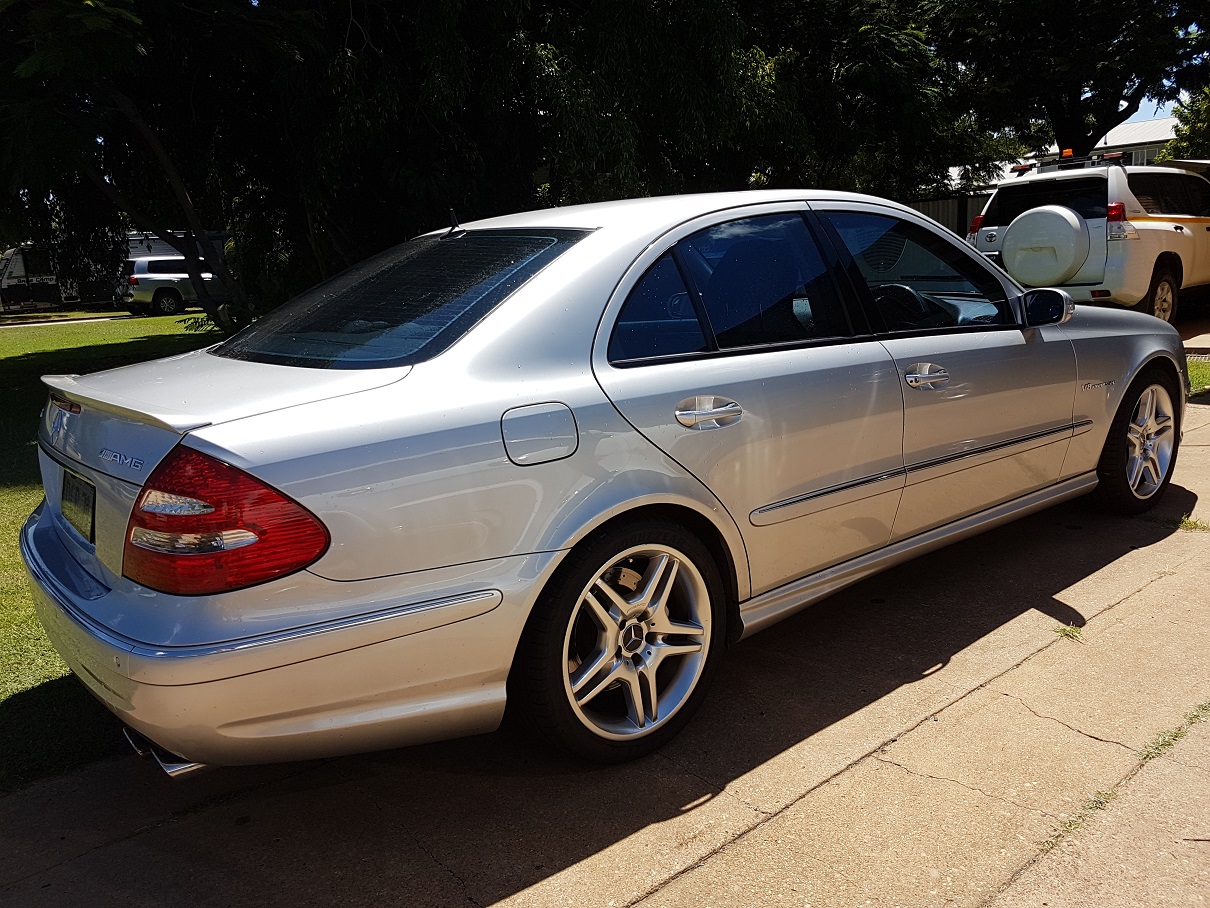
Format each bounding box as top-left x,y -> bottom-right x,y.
1093,368 -> 1180,513
152,290 -> 183,316
1139,267 -> 1178,323
512,520 -> 725,762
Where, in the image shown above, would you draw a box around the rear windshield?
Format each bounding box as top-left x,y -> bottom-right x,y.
983,176 -> 1108,226
214,228 -> 589,369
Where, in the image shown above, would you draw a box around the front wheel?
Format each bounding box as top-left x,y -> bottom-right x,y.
512,521 -> 725,762
1093,368 -> 1180,513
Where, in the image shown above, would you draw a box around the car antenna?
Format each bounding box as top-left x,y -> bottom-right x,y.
444,208 -> 463,237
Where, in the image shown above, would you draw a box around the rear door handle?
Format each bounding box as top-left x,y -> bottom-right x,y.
675,398 -> 743,429
905,368 -> 950,389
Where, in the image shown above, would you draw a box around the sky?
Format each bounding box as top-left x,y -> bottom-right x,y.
1127,99 -> 1176,122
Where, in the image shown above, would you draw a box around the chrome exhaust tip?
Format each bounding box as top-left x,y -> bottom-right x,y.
123,727 -> 209,778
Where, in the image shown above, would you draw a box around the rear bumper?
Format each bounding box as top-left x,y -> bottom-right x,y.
1062,250 -> 1151,307
20,503 -> 555,765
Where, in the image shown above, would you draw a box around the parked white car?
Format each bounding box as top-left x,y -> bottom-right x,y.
967,161 -> 1210,322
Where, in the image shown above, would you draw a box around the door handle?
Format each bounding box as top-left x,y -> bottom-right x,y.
905,368 -> 950,389
675,399 -> 742,429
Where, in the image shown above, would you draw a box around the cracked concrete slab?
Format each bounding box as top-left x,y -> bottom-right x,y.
989,719 -> 1210,908
989,565 -> 1210,751
635,755 -> 1055,908
879,686 -> 1138,817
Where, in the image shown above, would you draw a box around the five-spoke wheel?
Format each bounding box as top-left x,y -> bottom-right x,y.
1095,368 -> 1180,513
513,521 -> 724,761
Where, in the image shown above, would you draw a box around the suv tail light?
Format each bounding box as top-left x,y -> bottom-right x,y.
124,446 -> 329,595
127,275 -> 139,286
967,214 -> 985,237
1107,202 -> 1126,222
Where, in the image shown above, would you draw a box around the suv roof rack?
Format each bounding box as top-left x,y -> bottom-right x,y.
1013,152 -> 1127,177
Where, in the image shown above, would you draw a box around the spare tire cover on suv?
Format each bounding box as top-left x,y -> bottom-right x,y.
1001,205 -> 1090,286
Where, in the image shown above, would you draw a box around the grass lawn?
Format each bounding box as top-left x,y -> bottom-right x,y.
0,316 -> 219,794
1188,358 -> 1210,394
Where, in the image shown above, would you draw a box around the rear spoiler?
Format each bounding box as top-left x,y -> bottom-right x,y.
42,374 -> 212,435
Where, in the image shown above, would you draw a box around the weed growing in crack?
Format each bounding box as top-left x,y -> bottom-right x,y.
1141,700 -> 1210,762
1039,790 -> 1117,854
1053,624 -> 1084,643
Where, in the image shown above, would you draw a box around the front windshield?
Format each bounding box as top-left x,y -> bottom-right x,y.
214,228 -> 589,369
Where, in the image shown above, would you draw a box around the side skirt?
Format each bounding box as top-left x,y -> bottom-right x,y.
737,473 -> 1099,640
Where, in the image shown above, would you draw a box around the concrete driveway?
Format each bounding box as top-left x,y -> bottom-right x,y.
3,402 -> 1209,908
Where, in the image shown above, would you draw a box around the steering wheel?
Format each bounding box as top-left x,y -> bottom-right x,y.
872,283 -> 944,331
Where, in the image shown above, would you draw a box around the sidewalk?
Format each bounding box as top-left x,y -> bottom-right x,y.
2,403 -> 1208,907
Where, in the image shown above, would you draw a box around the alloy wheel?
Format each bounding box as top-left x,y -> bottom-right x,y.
1125,383 -> 1176,499
562,544 -> 711,740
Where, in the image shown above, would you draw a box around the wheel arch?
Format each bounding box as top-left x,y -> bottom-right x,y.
1154,252 -> 1183,287
582,503 -> 744,645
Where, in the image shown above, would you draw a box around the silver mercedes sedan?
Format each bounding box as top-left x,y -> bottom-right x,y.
21,191 -> 1187,774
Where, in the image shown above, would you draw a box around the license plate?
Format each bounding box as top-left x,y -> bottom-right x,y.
61,470 -> 96,543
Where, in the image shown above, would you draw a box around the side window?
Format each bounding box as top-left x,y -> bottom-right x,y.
608,253 -> 708,362
822,211 -> 1011,332
681,213 -> 849,349
1127,173 -> 1164,213
1178,176 -> 1210,216
148,259 -> 188,274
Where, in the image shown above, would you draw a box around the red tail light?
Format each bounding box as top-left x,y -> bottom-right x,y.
124,446 -> 329,595
127,275 -> 139,285
1107,202 -> 1125,222
967,214 -> 984,236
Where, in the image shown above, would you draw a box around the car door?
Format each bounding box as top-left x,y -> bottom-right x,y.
811,203 -> 1078,542
593,207 -> 905,597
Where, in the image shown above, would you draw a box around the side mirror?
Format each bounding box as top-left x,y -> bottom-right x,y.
1023,288 -> 1075,326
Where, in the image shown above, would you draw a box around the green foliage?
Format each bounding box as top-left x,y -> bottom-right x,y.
1,0 -> 1047,322
926,0 -> 1209,157
1157,89 -> 1210,161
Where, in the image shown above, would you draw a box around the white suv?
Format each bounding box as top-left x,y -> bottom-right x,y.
967,161 -> 1210,322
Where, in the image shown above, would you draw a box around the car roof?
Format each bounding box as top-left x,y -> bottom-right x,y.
447,190 -> 921,235
995,164 -> 1205,188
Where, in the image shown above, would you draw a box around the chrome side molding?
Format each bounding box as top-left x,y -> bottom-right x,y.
738,473 -> 1099,639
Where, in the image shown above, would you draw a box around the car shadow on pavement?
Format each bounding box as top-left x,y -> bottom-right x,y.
0,485 -> 1198,906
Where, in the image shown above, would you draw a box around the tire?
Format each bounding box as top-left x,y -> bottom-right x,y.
1139,268 -> 1178,323
1093,367 -> 1180,514
1002,205 -> 1090,286
152,290 -> 183,316
512,520 -> 726,762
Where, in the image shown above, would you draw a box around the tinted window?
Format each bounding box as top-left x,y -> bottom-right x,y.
824,211 -> 1011,332
609,253 -> 708,362
1182,175 -> 1210,215
146,259 -> 187,274
1125,173 -> 1210,215
216,229 -> 588,369
682,213 -> 849,348
984,177 -> 1108,225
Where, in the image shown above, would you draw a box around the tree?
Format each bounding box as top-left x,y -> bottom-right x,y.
1157,88 -> 1210,160
927,0 -> 1209,157
0,0 -> 280,329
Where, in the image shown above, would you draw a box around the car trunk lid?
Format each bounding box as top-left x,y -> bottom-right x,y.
39,347 -> 411,481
